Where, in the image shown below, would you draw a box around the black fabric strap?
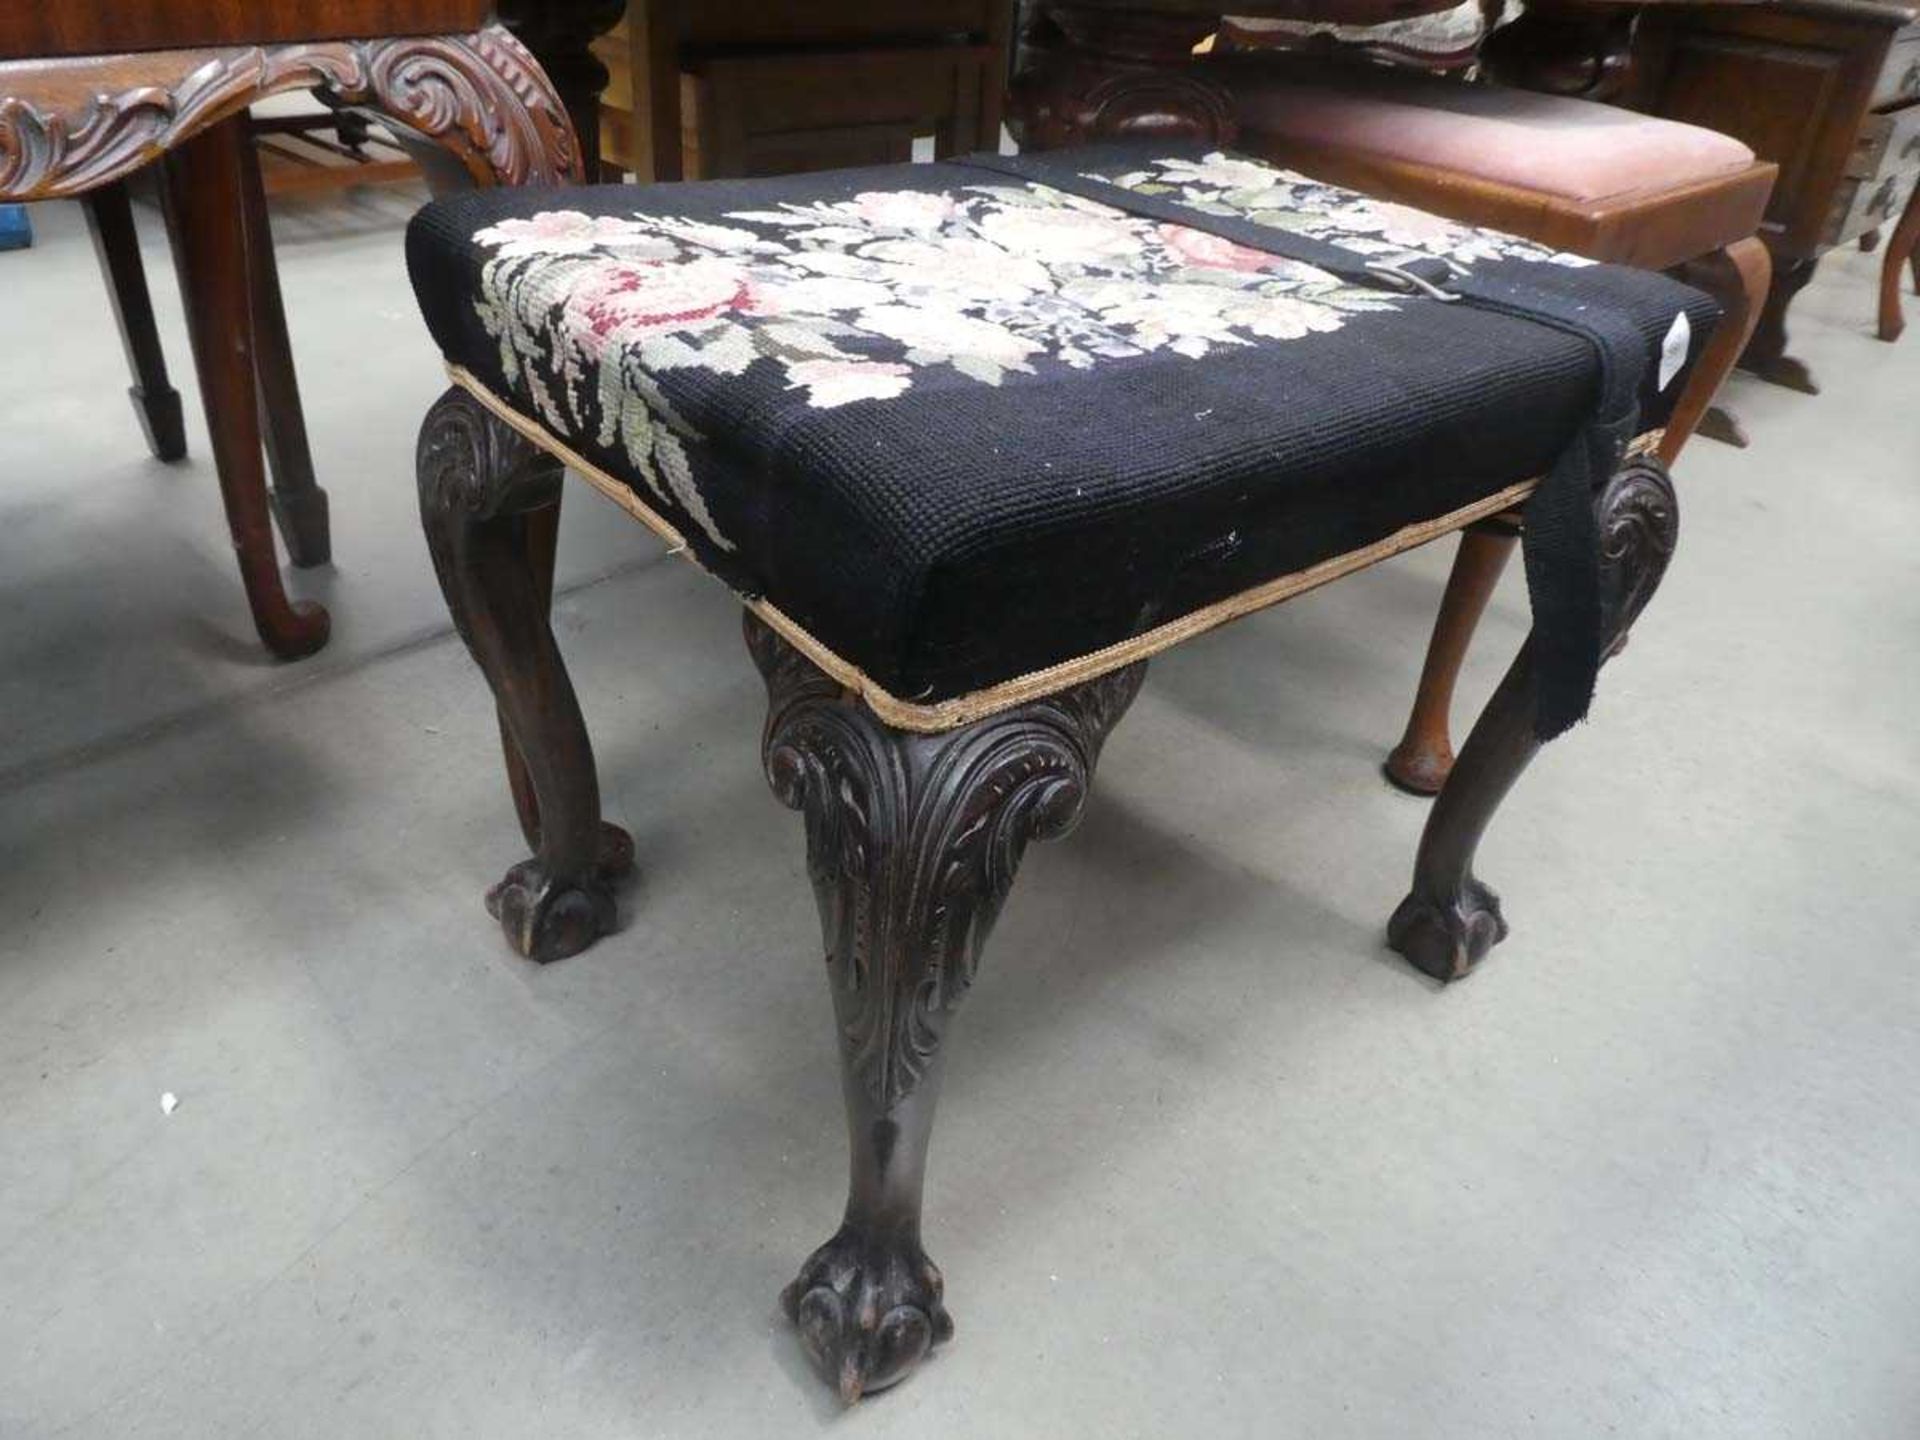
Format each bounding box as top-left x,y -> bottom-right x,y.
944,149 -> 1657,738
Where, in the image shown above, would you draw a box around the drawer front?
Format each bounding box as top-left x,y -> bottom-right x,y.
1849,99 -> 1920,177
1872,28 -> 1920,109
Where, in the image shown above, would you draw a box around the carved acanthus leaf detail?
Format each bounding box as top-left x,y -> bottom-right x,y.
1595,456 -> 1679,654
751,613 -> 1145,1110
416,386 -> 564,523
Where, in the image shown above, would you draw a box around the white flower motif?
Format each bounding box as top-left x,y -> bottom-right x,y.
855,304 -> 1042,377
473,210 -> 677,258
755,274 -> 895,314
1159,153 -> 1299,192
858,238 -> 1050,303
1336,199 -> 1472,252
783,248 -> 889,282
647,217 -> 766,252
975,204 -> 1145,264
1224,292 -> 1346,342
786,358 -> 914,408
850,190 -> 958,231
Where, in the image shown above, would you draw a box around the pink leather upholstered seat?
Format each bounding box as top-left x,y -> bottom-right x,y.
1233,68 -> 1756,204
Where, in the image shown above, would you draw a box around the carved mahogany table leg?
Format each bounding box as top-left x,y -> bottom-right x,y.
416,386 -> 633,962
1739,252 -> 1821,394
1388,458 -> 1678,982
748,612 -> 1144,1401
82,180 -> 187,463
1665,236 -> 1771,458
160,116 -> 330,660
1008,3 -> 1237,149
1385,522 -> 1518,796
238,132 -> 330,568
1877,177 -> 1920,343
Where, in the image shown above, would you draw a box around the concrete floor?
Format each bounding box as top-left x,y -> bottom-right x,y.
2,183 -> 1917,1440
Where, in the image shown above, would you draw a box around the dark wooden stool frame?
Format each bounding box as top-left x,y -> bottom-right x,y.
416,374 -> 1679,1398
406,10 -> 1702,1397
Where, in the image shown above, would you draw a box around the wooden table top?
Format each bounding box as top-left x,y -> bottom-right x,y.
1,0 -> 490,62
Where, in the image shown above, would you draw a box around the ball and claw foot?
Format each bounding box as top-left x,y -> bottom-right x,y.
1387,876 -> 1509,982
782,1225 -> 955,1403
485,821 -> 634,963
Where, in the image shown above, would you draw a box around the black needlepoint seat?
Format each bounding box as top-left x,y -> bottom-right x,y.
407,141 -> 1717,719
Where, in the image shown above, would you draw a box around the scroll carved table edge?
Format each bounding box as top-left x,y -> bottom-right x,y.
0,22 -> 579,202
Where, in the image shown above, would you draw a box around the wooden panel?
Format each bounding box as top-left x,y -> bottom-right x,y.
1625,1 -> 1913,254
740,125 -> 921,174
1652,33 -> 1846,232
691,48 -> 989,131
0,1 -> 489,61
603,2 -> 1012,182
687,47 -> 991,178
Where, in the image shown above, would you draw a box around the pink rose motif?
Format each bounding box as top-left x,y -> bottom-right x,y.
561,258 -> 761,355
1158,223 -> 1277,273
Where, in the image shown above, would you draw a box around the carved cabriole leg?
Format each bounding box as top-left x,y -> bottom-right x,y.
1385,522 -> 1518,796
1388,457 -> 1678,982
748,613 -> 1144,1401
498,502 -> 565,854
1008,3 -> 1237,150
1876,178 -> 1920,343
416,387 -> 632,962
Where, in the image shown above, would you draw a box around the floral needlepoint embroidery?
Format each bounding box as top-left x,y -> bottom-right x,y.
468,151 -> 1590,556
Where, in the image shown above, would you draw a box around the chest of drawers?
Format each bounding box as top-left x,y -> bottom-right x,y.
1622,0 -> 1920,387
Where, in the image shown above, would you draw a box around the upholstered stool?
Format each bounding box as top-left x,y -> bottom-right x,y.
1214,58 -> 1775,793
406,144 -> 1706,1399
